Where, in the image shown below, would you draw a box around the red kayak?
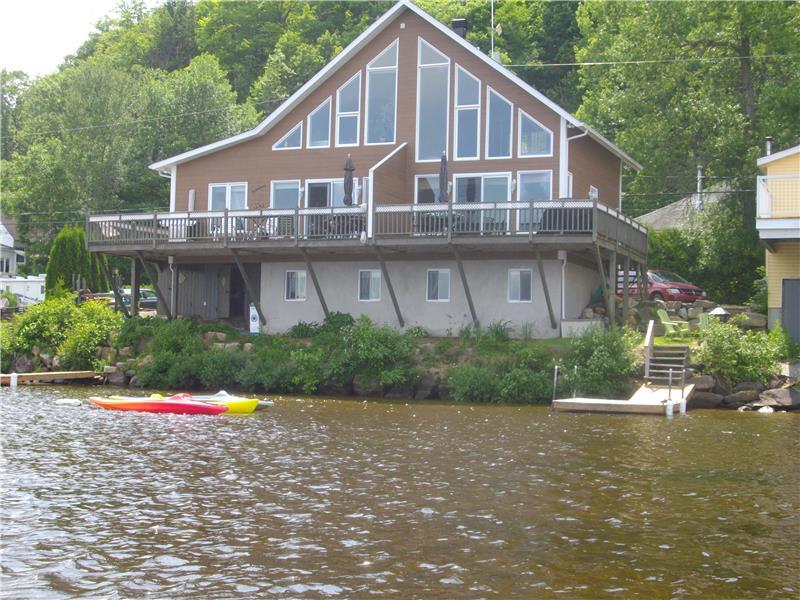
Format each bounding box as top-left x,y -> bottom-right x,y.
89,396 -> 228,415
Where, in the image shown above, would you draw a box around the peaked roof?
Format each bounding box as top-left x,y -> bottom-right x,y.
757,143 -> 800,169
635,183 -> 730,230
150,0 -> 641,172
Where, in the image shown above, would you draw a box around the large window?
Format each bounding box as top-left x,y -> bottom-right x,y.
366,40 -> 398,144
305,179 -> 346,208
426,269 -> 450,302
271,181 -> 300,209
307,97 -> 331,148
517,171 -> 552,231
508,269 -> 533,302
416,38 -> 449,162
336,72 -> 361,147
455,65 -> 480,160
415,174 -> 441,204
273,122 -> 302,150
285,270 -> 307,301
454,173 -> 511,233
358,269 -> 381,302
486,87 -> 512,159
209,182 -> 247,210
518,110 -> 552,157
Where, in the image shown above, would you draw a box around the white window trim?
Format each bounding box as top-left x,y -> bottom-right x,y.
454,64 -> 481,161
516,170 -> 553,233
517,108 -> 553,158
485,86 -> 513,160
284,270 -> 307,302
414,174 -> 441,204
426,268 -> 451,302
416,37 -> 450,163
365,39 -> 399,146
207,182 -> 248,210
304,178 -> 345,208
452,172 -> 513,201
335,71 -> 361,148
270,179 -> 301,208
306,97 -> 332,149
507,268 -> 533,303
567,171 -> 573,198
272,121 -> 303,151
358,269 -> 382,302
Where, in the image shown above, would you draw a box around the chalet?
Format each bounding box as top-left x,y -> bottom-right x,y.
87,0 -> 647,337
756,140 -> 800,342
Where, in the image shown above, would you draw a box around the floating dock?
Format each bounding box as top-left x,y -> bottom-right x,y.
552,384 -> 695,415
1,371 -> 98,385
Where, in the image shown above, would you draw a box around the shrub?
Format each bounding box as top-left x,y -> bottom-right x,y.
696,316 -> 783,385
499,368 -> 552,404
288,321 -> 319,338
319,311 -> 355,335
446,364 -> 500,403
12,294 -> 80,354
405,325 -> 428,338
58,300 -> 124,369
566,326 -> 641,397
748,266 -> 768,314
458,324 -> 474,345
196,349 -> 248,389
343,316 -> 418,387
291,347 -> 325,394
151,318 -> 202,355
485,320 -> 513,342
1,289 -> 18,308
115,316 -> 160,351
0,321 -> 14,372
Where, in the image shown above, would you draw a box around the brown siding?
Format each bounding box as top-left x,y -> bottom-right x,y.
568,136 -> 621,209
172,7 -> 621,211
372,144 -> 407,205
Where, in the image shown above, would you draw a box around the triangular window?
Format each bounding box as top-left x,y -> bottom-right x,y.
273,122 -> 302,150
518,110 -> 553,157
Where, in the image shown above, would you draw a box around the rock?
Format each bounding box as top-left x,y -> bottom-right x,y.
242,343 -> 254,352
203,331 -> 226,342
687,375 -> 715,391
31,346 -> 41,356
385,384 -> 415,399
12,354 -> 35,373
767,377 -> 785,389
712,375 -> 732,397
754,388 -> 800,410
723,390 -> 760,405
437,383 -> 451,401
677,307 -> 688,319
693,299 -> 716,310
666,301 -> 682,312
39,352 -> 53,369
733,381 -> 765,394
118,346 -> 132,359
129,375 -> 143,388
757,406 -> 774,414
102,365 -> 118,374
741,313 -> 767,329
98,346 -> 117,363
737,405 -> 753,412
414,372 -> 441,400
353,374 -> 382,397
582,307 -> 595,319
212,342 -> 226,350
138,354 -> 154,367
106,370 -> 128,387
224,342 -> 239,351
52,355 -> 61,369
594,306 -> 606,316
688,391 -> 723,409
687,306 -> 703,319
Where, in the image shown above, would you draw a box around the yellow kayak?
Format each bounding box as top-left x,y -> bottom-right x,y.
109,392 -> 260,414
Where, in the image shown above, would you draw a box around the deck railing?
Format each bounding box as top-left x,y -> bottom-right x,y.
87,199 -> 647,254
757,174 -> 800,219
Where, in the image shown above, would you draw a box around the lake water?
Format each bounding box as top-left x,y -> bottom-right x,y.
1,386 -> 798,598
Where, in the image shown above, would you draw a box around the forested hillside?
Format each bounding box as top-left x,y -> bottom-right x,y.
1,0 -> 798,302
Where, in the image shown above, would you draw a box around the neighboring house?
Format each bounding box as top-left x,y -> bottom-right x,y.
0,217 -> 25,276
756,142 -> 800,342
635,183 -> 728,231
86,0 -> 646,337
0,274 -> 46,304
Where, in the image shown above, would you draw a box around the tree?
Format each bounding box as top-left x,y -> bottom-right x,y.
1,70 -> 29,160
45,226 -> 108,294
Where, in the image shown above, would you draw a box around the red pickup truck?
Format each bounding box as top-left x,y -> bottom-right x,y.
617,269 -> 707,302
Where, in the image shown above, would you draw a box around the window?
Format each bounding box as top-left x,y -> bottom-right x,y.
307,97 -> 331,148
273,122 -> 302,150
209,183 -> 247,210
517,171 -> 552,231
336,72 -> 361,146
518,110 -> 552,157
454,173 -> 511,233
271,181 -> 300,209
589,185 -> 599,201
285,270 -> 307,301
426,269 -> 450,302
508,269 -> 533,302
305,179 -> 346,208
415,174 -> 441,204
416,38 -> 449,161
486,87 -> 512,159
16,253 -> 24,264
366,40 -> 398,144
455,66 -> 480,160
358,269 -> 381,301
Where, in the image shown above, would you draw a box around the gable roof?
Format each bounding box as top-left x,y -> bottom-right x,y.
635,183 -> 730,230
757,143 -> 800,169
150,0 -> 641,173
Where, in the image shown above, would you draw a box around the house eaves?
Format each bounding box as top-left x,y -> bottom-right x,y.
150,0 -> 640,173
757,144 -> 800,170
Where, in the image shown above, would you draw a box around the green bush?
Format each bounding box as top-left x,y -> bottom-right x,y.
12,294 -> 80,354
196,349 -> 247,389
1,321 -> 14,372
115,316 -> 160,350
319,311 -> 355,335
446,364 -> 500,403
1,289 -> 18,308
499,368 -> 552,404
151,318 -> 203,355
404,325 -> 428,338
566,326 -> 641,397
696,316 -> 784,385
342,316 -> 418,387
58,300 -> 124,369
288,321 -> 319,338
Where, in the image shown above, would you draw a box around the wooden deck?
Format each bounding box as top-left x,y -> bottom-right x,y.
552,384 -> 695,415
1,371 -> 98,385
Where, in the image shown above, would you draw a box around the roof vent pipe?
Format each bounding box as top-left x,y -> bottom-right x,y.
451,18 -> 468,39
765,136 -> 773,156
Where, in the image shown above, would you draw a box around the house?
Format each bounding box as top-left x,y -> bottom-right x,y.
636,183 -> 728,231
756,141 -> 800,342
0,274 -> 46,304
0,217 -> 25,277
86,0 -> 646,337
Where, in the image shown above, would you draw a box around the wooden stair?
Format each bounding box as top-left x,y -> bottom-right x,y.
646,345 -> 688,386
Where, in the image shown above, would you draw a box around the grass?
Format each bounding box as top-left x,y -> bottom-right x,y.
654,335 -> 695,346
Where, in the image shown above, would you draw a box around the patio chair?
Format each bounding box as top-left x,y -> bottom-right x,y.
698,312 -> 713,332
657,309 -> 690,336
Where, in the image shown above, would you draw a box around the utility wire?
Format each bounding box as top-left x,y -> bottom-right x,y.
507,53 -> 799,68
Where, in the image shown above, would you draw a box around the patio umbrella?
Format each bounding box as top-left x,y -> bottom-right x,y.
343,154 -> 355,206
438,152 -> 448,204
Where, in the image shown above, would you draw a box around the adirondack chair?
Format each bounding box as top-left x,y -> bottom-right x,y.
657,309 -> 690,336
698,312 -> 715,332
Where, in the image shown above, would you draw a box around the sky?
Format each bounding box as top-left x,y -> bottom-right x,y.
1,0 -> 155,76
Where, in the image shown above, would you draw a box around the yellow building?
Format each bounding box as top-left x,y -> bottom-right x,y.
756,143 -> 800,341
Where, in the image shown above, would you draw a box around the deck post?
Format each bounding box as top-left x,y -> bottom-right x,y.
99,257 -> 130,318
130,257 -> 140,317
301,249 -> 329,317
169,257 -> 179,318
622,254 -> 630,325
607,250 -> 617,325
231,249 -> 266,326
452,245 -> 478,328
534,247 -> 558,330
135,251 -> 171,319
593,245 -> 609,324
375,245 -> 404,327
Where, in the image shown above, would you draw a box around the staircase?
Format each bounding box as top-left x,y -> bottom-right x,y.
646,345 -> 688,387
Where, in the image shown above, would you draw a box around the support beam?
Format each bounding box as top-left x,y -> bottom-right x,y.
130,257 -> 140,317
169,259 -> 179,319
136,251 -> 171,319
639,262 -> 648,302
593,244 -> 610,324
231,249 -> 266,326
534,247 -> 558,330
99,258 -> 130,318
452,245 -> 478,328
374,245 -> 404,327
622,254 -> 630,325
608,249 -> 617,325
301,249 -> 329,317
